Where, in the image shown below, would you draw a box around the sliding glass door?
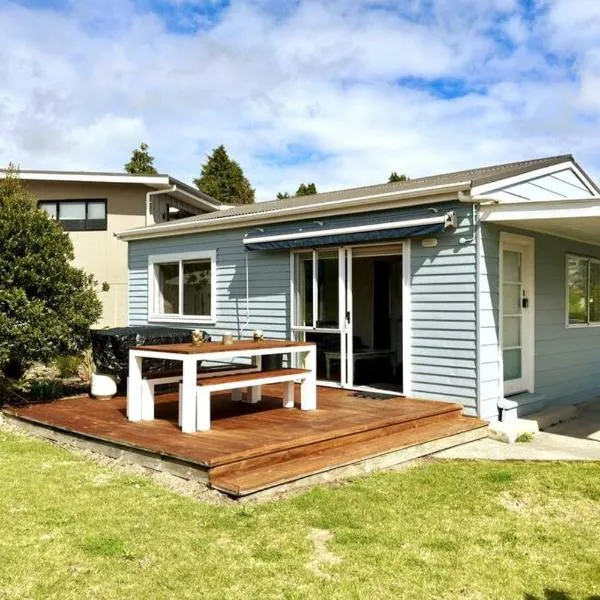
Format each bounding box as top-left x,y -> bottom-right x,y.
292,249 -> 350,385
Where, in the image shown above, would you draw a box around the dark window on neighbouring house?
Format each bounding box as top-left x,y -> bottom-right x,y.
167,204 -> 194,221
38,199 -> 107,231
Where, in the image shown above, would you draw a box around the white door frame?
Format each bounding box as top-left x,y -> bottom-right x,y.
290,241 -> 411,395
499,232 -> 535,396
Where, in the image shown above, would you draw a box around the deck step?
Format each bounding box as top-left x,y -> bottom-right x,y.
209,405 -> 463,475
209,416 -> 488,497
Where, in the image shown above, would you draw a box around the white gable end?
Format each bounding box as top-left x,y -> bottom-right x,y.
472,161 -> 600,203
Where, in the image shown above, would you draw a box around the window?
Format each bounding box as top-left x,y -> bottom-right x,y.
567,254 -> 600,326
149,251 -> 216,322
39,199 -> 107,231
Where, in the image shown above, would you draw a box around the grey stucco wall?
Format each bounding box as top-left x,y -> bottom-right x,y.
128,201 -> 478,413
481,222 -> 600,417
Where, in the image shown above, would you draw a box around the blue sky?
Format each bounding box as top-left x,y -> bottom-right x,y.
0,0 -> 599,199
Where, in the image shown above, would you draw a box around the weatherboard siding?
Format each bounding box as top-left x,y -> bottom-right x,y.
128,201 -> 478,413
481,223 -> 600,416
410,205 -> 478,415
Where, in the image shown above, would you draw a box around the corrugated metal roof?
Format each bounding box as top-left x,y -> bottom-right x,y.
174,154 -> 574,224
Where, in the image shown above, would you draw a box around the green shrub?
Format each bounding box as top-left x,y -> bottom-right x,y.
516,431 -> 535,443
0,169 -> 102,380
54,355 -> 81,378
26,379 -> 64,401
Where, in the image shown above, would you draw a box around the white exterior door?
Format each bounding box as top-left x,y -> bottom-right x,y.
500,233 -> 535,396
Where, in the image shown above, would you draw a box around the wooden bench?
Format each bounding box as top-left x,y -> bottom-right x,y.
141,363 -> 259,422
194,368 -> 312,431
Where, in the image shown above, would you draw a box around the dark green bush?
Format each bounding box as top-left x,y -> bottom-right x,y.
0,169 -> 102,380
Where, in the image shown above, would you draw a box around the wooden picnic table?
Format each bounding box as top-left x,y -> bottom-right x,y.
127,339 -> 317,433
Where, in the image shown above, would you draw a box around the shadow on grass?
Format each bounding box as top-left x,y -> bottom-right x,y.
524,591 -> 600,600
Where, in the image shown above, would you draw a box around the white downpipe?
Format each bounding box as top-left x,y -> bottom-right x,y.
145,185 -> 176,226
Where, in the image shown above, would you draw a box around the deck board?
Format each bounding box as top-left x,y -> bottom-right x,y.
5,386 -> 467,467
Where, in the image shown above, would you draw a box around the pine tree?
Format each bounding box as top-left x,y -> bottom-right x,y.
125,143 -> 158,175
194,145 -> 255,204
388,171 -> 409,183
295,183 -> 317,196
276,192 -> 290,200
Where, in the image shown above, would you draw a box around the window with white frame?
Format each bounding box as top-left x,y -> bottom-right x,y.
566,254 -> 600,326
149,251 -> 216,322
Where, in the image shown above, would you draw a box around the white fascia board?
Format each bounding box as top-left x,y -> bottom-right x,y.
480,199 -> 600,222
6,171 -> 172,187
116,181 -> 469,241
243,214 -> 451,245
471,161 -> 584,197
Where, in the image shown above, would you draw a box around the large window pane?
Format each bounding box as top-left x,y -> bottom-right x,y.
568,257 -> 588,325
59,202 -> 86,220
157,263 -> 179,314
317,250 -> 339,328
590,262 -> 600,323
183,259 -> 211,316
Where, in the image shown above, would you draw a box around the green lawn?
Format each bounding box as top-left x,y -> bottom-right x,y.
1,428 -> 599,600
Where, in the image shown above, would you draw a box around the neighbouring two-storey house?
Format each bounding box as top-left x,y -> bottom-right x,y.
1,169 -> 222,326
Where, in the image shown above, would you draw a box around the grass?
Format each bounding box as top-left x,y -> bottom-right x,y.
1,428 -> 599,600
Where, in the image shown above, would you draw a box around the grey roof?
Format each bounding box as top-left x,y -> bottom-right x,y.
173,154 -> 576,225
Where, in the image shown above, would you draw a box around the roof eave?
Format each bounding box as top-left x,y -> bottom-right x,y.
116,180 -> 471,241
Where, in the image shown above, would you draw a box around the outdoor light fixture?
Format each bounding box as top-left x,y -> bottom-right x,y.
421,238 -> 438,248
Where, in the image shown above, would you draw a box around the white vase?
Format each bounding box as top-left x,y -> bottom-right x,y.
90,373 -> 117,400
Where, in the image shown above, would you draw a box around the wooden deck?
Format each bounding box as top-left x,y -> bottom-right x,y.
4,386 -> 487,497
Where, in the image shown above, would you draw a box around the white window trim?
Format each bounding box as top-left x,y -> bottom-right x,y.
565,253 -> 600,328
147,250 -> 217,324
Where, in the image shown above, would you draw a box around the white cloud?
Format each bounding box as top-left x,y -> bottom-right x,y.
0,0 -> 598,200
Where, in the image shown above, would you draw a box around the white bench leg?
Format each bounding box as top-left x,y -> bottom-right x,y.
178,384 -> 183,427
196,388 -> 211,431
244,385 -> 261,404
283,381 -> 294,408
141,380 -> 154,421
300,348 -> 317,411
181,357 -> 198,434
232,389 -> 243,402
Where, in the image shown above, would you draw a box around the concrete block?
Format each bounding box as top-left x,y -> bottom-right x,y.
488,418 -> 539,444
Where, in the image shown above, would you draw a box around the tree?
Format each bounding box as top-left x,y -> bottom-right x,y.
194,145 -> 255,204
276,183 -> 318,200
295,183 -> 317,196
0,168 -> 102,380
125,142 -> 158,174
388,171 -> 409,183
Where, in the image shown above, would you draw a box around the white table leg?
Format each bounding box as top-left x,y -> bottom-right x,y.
196,388 -> 211,431
127,351 -> 143,421
300,347 -> 317,411
141,379 -> 154,421
180,356 -> 197,433
283,381 -> 294,408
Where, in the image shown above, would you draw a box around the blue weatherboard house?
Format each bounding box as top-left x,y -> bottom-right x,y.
118,155 -> 600,421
